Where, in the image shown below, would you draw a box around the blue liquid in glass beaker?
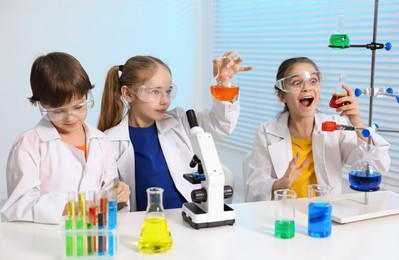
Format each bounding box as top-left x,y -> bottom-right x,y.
308,202 -> 332,238
349,170 -> 381,192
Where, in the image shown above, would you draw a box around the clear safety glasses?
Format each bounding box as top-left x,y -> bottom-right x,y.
275,71 -> 322,93
38,92 -> 94,122
135,84 -> 177,103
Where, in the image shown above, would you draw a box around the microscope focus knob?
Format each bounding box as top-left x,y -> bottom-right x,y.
192,188 -> 207,203
191,186 -> 234,203
224,185 -> 233,199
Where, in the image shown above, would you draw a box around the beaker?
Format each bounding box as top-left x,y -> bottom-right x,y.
329,74 -> 349,108
138,187 -> 173,254
210,56 -> 239,101
274,189 -> 296,239
329,14 -> 350,49
307,184 -> 333,238
349,144 -> 382,192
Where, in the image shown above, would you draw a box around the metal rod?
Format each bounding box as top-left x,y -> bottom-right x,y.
364,192 -> 369,205
367,0 -> 379,146
377,129 -> 399,134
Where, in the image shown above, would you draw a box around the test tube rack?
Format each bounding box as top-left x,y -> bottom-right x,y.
64,191 -> 118,258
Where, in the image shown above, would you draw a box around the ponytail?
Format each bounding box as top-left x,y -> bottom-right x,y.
97,66 -> 125,131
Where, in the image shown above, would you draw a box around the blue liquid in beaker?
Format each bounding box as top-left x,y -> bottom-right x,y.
349,170 -> 381,192
308,202 -> 332,238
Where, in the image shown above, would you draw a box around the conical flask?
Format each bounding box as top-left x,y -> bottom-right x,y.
349,144 -> 382,192
329,14 -> 350,49
329,74 -> 349,108
210,57 -> 239,101
138,187 -> 173,254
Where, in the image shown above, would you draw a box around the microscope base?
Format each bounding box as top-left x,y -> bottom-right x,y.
182,202 -> 235,229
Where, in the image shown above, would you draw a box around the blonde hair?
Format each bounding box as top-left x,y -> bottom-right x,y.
97,56 -> 171,131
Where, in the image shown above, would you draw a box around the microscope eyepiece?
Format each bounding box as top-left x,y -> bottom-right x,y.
186,109 -> 199,128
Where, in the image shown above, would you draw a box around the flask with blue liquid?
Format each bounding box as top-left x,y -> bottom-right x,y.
349,144 -> 382,192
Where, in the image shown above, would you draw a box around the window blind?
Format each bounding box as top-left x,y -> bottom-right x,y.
212,0 -> 399,181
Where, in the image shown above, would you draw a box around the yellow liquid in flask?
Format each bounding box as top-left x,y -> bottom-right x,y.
138,217 -> 173,254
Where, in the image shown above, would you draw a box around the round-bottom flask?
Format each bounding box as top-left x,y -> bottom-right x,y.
210,56 -> 240,102
349,144 -> 382,192
138,187 -> 173,254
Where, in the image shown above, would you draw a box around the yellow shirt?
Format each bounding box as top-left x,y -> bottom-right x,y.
289,135 -> 316,198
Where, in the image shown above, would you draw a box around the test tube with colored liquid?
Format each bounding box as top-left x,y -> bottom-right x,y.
108,189 -> 117,256
67,191 -> 76,255
108,189 -> 117,229
87,191 -> 97,253
78,192 -> 86,224
65,219 -> 74,257
100,194 -> 108,225
67,191 -> 76,225
78,192 -> 87,253
97,212 -> 105,256
76,219 -> 84,256
86,222 -> 94,256
100,193 -> 108,253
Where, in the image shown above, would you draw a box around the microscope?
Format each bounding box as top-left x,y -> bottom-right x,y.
181,109 -> 235,229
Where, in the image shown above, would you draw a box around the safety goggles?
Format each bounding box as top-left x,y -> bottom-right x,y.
135,84 -> 177,103
275,71 -> 322,92
39,92 -> 94,122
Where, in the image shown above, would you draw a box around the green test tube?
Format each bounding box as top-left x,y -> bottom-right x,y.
76,219 -> 84,256
65,219 -> 74,257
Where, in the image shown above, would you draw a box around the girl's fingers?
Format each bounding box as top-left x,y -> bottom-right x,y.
240,65 -> 253,72
285,153 -> 299,175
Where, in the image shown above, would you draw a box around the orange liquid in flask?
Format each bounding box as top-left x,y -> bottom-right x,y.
210,85 -> 239,101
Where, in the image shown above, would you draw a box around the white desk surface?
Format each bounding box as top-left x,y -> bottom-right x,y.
1,191 -> 398,260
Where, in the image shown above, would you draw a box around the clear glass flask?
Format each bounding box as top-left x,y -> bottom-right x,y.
349,144 -> 382,192
138,187 -> 173,254
329,14 -> 350,49
329,74 -> 349,108
210,57 -> 239,101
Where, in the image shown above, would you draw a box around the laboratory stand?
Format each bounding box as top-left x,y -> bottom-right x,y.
325,0 -> 399,223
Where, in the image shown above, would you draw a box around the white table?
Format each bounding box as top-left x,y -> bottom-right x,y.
1,191 -> 398,260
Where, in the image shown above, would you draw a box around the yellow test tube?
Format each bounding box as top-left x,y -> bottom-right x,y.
78,192 -> 86,224
68,191 -> 76,223
67,191 -> 76,254
78,192 -> 87,253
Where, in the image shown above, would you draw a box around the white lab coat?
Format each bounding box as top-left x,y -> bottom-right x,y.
105,100 -> 240,211
1,118 -> 118,224
244,112 -> 391,202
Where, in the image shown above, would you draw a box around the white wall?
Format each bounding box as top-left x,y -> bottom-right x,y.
0,0 -> 214,200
